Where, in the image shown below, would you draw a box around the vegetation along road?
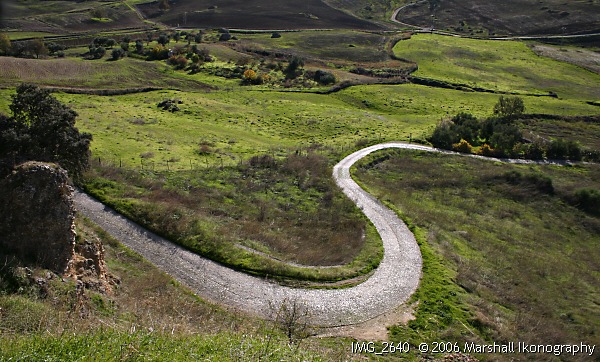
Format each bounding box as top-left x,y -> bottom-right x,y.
75,142 -> 569,326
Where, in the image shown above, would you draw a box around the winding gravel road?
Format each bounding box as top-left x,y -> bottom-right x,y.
73,143 -> 436,326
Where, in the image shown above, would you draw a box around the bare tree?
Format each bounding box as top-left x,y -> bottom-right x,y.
271,297 -> 312,344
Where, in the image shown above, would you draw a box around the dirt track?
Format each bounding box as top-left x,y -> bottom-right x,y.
74,142 -> 427,327
74,141 -> 572,326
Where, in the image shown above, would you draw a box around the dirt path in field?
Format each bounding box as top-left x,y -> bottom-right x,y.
74,143 -> 428,327
74,142 -> 572,327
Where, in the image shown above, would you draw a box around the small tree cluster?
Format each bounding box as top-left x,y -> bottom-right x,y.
284,56 -> 304,79
87,45 -> 106,59
429,97 -> 525,156
92,37 -> 117,48
428,96 -> 592,161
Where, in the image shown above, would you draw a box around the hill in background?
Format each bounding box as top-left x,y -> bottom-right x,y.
395,0 -> 600,36
137,0 -> 382,30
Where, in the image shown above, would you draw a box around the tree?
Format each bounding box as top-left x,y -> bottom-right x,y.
0,84 -> 92,180
146,32 -> 154,45
489,123 -> 522,154
428,119 -> 460,150
27,39 -> 48,59
111,48 -> 125,60
46,42 -> 66,56
0,33 -> 12,55
451,112 -> 480,145
105,38 -> 116,48
493,95 -> 525,120
157,34 -> 170,46
135,40 -> 144,54
120,41 -> 129,52
284,56 -> 304,79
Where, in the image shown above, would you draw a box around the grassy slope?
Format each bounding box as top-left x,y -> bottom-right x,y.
353,149 -> 600,359
394,33 -> 600,101
0,56 -> 211,91
0,217 -> 352,361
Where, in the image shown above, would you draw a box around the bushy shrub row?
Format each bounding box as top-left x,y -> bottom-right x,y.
429,96 -> 596,161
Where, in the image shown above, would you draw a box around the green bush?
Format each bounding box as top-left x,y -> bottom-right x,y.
428,120 -> 460,150
573,188 -> 600,215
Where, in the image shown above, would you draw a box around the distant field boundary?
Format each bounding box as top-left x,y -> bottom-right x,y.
42,86 -> 172,96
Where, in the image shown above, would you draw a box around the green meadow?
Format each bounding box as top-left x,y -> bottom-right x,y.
353,148 -> 600,354
394,33 -> 600,101
1,15 -> 600,361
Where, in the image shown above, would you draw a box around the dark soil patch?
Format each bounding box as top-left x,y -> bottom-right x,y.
137,0 -> 382,30
395,0 -> 600,36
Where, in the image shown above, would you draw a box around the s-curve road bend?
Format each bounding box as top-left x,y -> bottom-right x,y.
74,142 -> 425,327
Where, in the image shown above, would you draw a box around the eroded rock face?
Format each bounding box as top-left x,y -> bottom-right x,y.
66,237 -> 118,294
0,162 -> 76,273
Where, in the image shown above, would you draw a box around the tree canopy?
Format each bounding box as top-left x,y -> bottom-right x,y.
0,84 -> 92,181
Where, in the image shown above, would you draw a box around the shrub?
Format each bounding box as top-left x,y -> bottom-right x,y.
493,95 -> 525,121
167,55 -> 188,70
428,120 -> 460,150
477,143 -> 495,157
111,48 -> 125,60
271,32 -> 282,38
452,139 -> 473,154
522,141 -> 545,160
489,123 -> 522,154
313,70 -> 336,85
0,33 -> 11,55
219,33 -> 232,42
545,138 -> 569,160
503,170 -> 554,195
148,45 -> 169,60
46,42 -> 65,55
573,188 -> 600,215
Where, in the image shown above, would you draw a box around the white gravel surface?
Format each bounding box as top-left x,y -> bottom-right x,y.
73,143 -> 438,326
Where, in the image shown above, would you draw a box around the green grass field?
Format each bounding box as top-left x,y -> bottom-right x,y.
353,149 -> 600,355
394,33 -> 600,101
1,28 -> 600,359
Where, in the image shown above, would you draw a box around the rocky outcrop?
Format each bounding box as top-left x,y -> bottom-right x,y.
0,162 -> 76,273
66,237 -> 118,294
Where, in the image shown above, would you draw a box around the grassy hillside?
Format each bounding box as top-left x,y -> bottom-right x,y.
353,149 -> 600,358
1,23 -> 599,360
394,33 -> 600,101
0,217 -> 352,361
